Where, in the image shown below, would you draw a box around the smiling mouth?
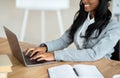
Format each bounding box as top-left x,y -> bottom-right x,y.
84,4 -> 90,8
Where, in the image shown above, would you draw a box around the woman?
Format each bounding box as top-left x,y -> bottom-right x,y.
25,0 -> 120,62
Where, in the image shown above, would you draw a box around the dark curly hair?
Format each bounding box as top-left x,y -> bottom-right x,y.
69,0 -> 112,41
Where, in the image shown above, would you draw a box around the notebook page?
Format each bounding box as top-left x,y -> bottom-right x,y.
73,64 -> 104,78
48,64 -> 78,78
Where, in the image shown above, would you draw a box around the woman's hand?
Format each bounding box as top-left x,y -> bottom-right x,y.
30,52 -> 55,61
25,47 -> 47,57
25,47 -> 55,61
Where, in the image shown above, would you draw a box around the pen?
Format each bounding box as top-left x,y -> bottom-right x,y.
73,68 -> 79,77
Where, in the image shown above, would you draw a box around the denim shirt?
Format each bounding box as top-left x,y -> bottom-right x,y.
74,13 -> 95,49
44,17 -> 120,62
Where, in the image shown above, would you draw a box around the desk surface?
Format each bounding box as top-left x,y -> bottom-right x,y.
0,37 -> 120,78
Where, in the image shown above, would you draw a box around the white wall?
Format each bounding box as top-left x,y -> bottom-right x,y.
0,0 -> 79,45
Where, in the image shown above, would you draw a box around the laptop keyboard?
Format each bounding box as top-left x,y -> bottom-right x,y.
23,52 -> 46,65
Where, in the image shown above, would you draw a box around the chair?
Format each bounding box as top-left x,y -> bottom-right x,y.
16,0 -> 69,42
111,40 -> 120,61
112,0 -> 120,22
111,0 -> 120,61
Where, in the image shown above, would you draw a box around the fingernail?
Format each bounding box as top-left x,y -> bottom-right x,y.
37,59 -> 39,61
30,58 -> 33,60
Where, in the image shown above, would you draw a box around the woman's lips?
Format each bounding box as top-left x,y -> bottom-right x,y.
84,4 -> 90,8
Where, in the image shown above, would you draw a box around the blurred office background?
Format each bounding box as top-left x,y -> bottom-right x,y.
0,0 -> 79,45
0,0 -> 119,46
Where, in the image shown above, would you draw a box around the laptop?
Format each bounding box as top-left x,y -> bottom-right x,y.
3,26 -> 56,67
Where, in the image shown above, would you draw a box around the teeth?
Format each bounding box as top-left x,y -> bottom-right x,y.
84,4 -> 90,7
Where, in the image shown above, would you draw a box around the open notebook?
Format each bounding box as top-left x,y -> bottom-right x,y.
48,64 -> 104,78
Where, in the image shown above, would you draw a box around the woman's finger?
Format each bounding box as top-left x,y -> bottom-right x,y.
30,53 -> 44,60
30,48 -> 40,56
25,48 -> 35,55
37,57 -> 45,61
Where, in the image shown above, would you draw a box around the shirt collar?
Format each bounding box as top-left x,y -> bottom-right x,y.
87,13 -> 95,24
